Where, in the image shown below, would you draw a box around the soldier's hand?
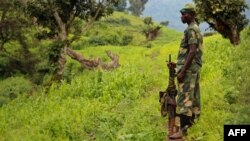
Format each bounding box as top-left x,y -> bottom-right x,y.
167,62 -> 176,69
177,71 -> 185,82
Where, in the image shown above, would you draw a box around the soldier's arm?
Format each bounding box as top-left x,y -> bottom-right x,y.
179,44 -> 196,74
177,30 -> 198,82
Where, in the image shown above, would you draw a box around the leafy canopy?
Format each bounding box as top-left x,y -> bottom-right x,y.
193,0 -> 249,45
128,0 -> 148,16
27,0 -> 118,34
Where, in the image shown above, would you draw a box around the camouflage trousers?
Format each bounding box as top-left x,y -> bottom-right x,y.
176,70 -> 201,118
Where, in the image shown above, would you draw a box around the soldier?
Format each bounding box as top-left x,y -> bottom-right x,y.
170,3 -> 203,140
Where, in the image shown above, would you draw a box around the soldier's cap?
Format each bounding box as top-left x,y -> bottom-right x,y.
180,3 -> 196,14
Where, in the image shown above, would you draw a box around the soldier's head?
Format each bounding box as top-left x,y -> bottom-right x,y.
180,3 -> 196,24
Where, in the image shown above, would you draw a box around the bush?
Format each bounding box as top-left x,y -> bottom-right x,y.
0,76 -> 34,106
121,35 -> 133,46
143,17 -> 153,25
72,40 -> 89,49
218,27 -> 250,124
63,61 -> 83,82
0,56 -> 10,78
107,34 -> 121,45
0,96 -> 10,107
104,17 -> 131,25
160,21 -> 169,27
88,36 -> 108,46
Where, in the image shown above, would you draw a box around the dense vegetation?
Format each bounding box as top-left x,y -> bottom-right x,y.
0,8 -> 250,141
194,0 -> 249,45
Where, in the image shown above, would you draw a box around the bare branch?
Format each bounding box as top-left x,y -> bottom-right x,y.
100,50 -> 120,70
66,11 -> 76,29
48,0 -> 67,40
66,48 -> 120,70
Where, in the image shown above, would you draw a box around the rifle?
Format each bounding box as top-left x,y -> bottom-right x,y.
159,54 -> 179,136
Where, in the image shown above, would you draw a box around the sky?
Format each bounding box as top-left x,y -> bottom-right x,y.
142,0 -> 250,32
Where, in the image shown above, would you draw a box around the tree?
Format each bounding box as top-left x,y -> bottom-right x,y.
193,0 -> 249,45
143,16 -> 153,25
160,21 -> 169,27
142,17 -> 161,41
27,0 -> 120,81
115,0 -> 127,12
0,0 -> 37,76
128,0 -> 148,16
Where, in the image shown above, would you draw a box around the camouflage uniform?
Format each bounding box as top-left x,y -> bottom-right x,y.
176,21 -> 203,118
167,4 -> 203,140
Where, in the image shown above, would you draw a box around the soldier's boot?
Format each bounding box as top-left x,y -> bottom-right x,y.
169,114 -> 193,139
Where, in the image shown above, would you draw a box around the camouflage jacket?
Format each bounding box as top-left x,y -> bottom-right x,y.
176,21 -> 203,73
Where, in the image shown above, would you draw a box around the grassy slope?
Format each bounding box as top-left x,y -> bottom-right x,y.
0,12 -> 249,141
79,12 -> 182,47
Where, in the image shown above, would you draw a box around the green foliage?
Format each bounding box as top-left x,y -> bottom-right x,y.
222,27 -> 250,124
104,17 -> 131,25
71,37 -> 90,50
193,0 -> 249,45
24,0 -> 119,81
0,56 -> 10,77
121,35 -> 133,46
142,19 -> 162,41
83,12 -> 146,47
0,0 -> 39,77
128,0 -> 148,16
88,36 -> 108,46
114,0 -> 127,12
160,21 -> 169,27
143,17 -> 153,25
0,76 -> 33,106
0,0 -> 30,43
0,39 -> 39,77
48,41 -> 65,64
224,86 -> 238,104
27,0 -> 118,33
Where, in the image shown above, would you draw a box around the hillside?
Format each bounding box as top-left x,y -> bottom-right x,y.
0,11 -> 250,141
71,12 -> 182,49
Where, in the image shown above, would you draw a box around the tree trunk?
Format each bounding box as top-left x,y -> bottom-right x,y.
230,25 -> 239,46
51,8 -> 68,81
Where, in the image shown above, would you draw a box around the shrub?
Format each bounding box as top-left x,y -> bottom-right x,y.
143,17 -> 153,25
0,56 -> 9,78
71,37 -> 90,49
0,76 -> 34,106
88,36 -> 108,46
104,17 -> 131,25
121,35 -> 133,46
